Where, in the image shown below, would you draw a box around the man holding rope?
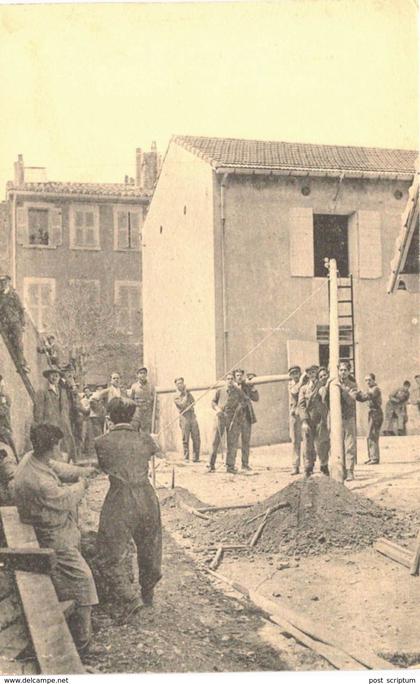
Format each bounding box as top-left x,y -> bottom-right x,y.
208,372 -> 246,474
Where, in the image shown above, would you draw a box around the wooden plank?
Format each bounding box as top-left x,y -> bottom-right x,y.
0,507 -> 85,674
410,531 -> 420,576
0,548 -> 56,574
209,546 -> 224,571
249,509 -> 270,547
178,500 -> 210,520
374,541 -> 411,569
197,504 -> 253,513
0,621 -> 30,658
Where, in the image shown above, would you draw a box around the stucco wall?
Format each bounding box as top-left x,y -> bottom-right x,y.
142,142 -> 216,452
220,173 -> 419,444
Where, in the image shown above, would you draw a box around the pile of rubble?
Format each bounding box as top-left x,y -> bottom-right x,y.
162,477 -> 415,558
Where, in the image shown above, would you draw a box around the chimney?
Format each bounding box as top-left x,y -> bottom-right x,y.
14,154 -> 24,186
135,143 -> 161,192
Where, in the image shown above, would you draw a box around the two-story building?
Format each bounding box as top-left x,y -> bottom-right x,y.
4,146 -> 160,382
142,135 -> 419,452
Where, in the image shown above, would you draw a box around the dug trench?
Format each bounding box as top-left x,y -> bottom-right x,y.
79,473 -> 420,672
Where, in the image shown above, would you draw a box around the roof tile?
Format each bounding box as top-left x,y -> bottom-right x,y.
172,135 -> 417,175
8,181 -> 149,198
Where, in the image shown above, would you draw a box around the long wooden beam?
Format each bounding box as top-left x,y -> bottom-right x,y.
155,373 -> 289,395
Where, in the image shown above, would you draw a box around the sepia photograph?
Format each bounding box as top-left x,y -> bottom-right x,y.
0,0 -> 419,680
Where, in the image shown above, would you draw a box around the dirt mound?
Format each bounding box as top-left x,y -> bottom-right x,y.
214,476 -> 415,556
161,476 -> 415,558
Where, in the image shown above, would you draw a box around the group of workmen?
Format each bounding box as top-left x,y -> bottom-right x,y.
0,366 -> 162,656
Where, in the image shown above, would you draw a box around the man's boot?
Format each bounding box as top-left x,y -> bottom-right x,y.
69,605 -> 92,654
320,465 -> 329,476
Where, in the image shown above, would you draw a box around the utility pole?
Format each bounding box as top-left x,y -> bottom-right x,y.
328,258 -> 345,483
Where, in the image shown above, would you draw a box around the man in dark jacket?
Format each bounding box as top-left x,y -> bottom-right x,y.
208,373 -> 246,474
94,397 -> 162,622
233,369 -> 259,471
0,275 -> 29,373
173,377 -> 200,462
33,366 -> 75,461
355,373 -> 383,464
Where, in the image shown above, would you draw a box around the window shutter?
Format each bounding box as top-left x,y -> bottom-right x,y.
117,211 -> 128,249
289,207 -> 314,277
358,210 -> 382,279
16,206 -> 27,246
129,212 -> 140,249
50,208 -> 62,247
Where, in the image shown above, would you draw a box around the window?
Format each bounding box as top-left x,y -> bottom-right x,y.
69,205 -> 100,249
16,203 -> 62,248
28,208 -> 49,245
114,281 -> 141,334
313,214 -> 349,277
401,220 -> 419,275
317,324 -> 353,371
69,279 -> 100,305
319,344 -> 352,370
23,277 -> 55,332
113,208 -> 141,250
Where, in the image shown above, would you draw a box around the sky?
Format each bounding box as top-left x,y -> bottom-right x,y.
0,0 -> 418,192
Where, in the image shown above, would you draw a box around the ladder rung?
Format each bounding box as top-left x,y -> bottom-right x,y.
338,285 -> 352,289
338,315 -> 352,318
338,300 -> 353,304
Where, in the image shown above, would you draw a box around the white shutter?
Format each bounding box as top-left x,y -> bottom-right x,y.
358,210 -> 382,279
50,208 -> 62,247
289,207 -> 314,277
117,211 -> 128,249
129,212 -> 140,249
16,206 -> 27,246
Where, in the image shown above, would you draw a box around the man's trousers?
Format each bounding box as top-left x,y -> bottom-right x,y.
209,412 -> 241,468
179,414 -> 200,460
289,414 -> 302,469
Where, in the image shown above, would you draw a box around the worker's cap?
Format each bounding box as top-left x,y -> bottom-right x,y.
305,364 -> 319,373
137,367 -> 148,374
0,274 -> 11,281
43,365 -> 62,378
30,423 -> 63,453
317,366 -> 328,375
246,372 -> 257,379
288,366 -> 301,375
364,373 -> 376,381
174,377 -> 184,384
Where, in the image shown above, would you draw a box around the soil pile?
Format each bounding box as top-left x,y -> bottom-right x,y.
162,476 -> 415,558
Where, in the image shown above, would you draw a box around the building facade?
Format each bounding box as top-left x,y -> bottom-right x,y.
143,135 -> 419,452
4,147 -> 160,382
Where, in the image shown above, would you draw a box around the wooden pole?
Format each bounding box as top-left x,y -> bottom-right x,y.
150,392 -> 158,488
328,259 -> 345,483
155,373 -> 289,396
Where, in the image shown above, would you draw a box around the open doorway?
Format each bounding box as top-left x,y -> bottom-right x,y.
313,214 -> 349,277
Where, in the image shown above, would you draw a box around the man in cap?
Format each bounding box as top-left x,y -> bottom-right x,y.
13,423 -> 98,653
208,372 -> 246,474
288,366 -> 307,475
173,377 -> 200,462
355,373 -> 383,464
33,366 -> 76,461
61,364 -> 86,462
383,381 -> 411,436
337,360 -> 358,481
233,369 -> 259,471
128,367 -> 155,434
0,274 -> 30,373
298,364 -> 329,477
94,397 -> 162,622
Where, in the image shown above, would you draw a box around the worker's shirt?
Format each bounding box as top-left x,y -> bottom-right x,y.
0,289 -> 25,326
339,378 -> 357,420
212,385 -> 245,417
356,385 -> 382,412
128,381 -> 155,412
13,452 -> 87,549
288,381 -> 301,416
298,381 -> 324,423
174,390 -> 196,418
95,424 -> 158,490
388,387 -> 410,406
237,381 -> 259,424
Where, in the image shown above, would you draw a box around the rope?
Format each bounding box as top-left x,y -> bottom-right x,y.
157,279 -> 328,438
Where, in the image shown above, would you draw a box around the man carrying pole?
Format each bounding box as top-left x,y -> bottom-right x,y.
208,372 -> 245,474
